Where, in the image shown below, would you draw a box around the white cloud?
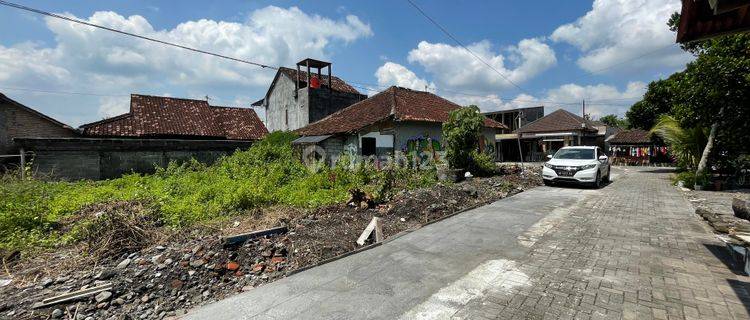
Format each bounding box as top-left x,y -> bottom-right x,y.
0,6 -> 372,126
550,0 -> 692,73
406,38 -> 556,93
375,62 -> 434,91
440,82 -> 646,119
97,96 -> 130,118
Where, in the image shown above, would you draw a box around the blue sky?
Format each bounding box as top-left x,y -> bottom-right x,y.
0,0 -> 693,127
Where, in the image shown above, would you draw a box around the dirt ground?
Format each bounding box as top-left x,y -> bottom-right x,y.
0,168 -> 541,320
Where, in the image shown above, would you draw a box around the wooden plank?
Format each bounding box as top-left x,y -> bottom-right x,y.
732,233 -> 750,245
357,217 -> 382,246
34,282 -> 113,309
221,226 -> 288,246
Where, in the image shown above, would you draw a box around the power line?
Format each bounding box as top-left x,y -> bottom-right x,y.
404,0 -> 528,94
0,0 -> 277,70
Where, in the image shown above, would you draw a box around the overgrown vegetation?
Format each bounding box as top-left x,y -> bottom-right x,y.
0,132 -> 438,252
625,13 -> 749,187
443,105 -> 485,169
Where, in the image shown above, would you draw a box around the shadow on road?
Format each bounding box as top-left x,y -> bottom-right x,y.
547,179 -> 615,190
703,243 -> 746,276
727,279 -> 750,316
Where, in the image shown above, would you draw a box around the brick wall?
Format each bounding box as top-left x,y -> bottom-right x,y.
0,101 -> 76,155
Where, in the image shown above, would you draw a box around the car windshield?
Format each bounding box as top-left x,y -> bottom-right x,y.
553,148 -> 595,160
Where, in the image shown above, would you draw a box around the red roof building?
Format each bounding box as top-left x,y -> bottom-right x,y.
292,86 -> 507,165
81,94 -> 267,140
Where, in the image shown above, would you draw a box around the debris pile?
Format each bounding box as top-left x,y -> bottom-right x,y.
0,170 -> 541,319
685,188 -> 750,234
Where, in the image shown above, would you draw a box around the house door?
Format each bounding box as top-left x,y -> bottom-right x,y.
362,137 -> 376,156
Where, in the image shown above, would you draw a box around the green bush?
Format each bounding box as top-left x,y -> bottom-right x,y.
468,150 -> 497,177
443,105 -> 484,169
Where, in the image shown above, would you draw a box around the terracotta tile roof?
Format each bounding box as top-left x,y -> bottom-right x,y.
295,86 -> 507,136
516,109 -> 598,134
608,129 -> 652,144
278,67 -> 362,95
81,94 -> 267,140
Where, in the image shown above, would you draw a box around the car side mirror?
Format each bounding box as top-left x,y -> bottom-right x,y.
547,155 -> 553,159
598,155 -> 608,161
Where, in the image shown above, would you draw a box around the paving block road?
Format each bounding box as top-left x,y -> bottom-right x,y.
185,167 -> 750,320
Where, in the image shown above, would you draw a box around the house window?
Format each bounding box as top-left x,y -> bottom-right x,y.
285,109 -> 289,128
361,137 -> 376,156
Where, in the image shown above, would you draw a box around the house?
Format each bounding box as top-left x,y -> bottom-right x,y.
16,94 -> 267,180
496,109 -> 605,162
607,129 -> 671,166
81,94 -> 267,140
677,0 -> 750,43
0,92 -> 76,156
483,106 -> 544,132
292,86 -> 508,165
252,58 -> 367,132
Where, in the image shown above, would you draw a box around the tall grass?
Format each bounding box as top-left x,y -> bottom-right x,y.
0,132 -> 437,252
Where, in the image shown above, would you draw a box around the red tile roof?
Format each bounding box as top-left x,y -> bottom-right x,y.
516,109 -> 598,134
81,94 -> 267,140
295,86 -> 507,136
278,67 -> 362,95
677,0 -> 750,43
608,129 -> 652,144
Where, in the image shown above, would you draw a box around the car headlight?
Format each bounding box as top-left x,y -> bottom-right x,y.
544,163 -> 554,168
580,163 -> 597,170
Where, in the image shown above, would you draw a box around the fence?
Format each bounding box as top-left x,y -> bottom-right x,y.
0,149 -> 34,179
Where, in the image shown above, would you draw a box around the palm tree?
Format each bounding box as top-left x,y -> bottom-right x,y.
649,115 -> 708,170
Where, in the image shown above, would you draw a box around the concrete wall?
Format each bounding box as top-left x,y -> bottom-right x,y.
15,138 -> 254,180
308,89 -> 366,124
0,101 -> 76,155
265,74 -> 365,132
265,75 -> 309,132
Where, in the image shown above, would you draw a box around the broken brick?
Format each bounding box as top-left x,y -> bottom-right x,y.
270,257 -> 286,264
226,261 -> 240,271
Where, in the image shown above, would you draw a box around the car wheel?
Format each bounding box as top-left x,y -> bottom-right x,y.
543,180 -> 553,186
603,168 -> 610,183
592,172 -> 601,189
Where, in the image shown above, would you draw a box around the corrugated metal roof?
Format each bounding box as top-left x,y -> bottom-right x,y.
292,135 -> 332,144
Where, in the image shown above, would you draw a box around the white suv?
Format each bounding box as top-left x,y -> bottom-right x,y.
542,146 -> 610,188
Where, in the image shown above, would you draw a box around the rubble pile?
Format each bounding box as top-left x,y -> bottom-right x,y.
0,170 -> 541,319
685,189 -> 750,234
0,234 -> 294,319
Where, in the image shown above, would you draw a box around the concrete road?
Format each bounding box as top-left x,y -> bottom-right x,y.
185,167 -> 750,319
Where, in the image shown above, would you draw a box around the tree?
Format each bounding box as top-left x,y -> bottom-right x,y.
598,114 -> 627,128
443,105 -> 484,169
625,74 -> 682,130
649,115 -> 707,170
625,13 -> 750,181
667,13 -> 750,177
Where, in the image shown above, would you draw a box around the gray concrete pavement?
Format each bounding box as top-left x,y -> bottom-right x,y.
185,167 -> 750,320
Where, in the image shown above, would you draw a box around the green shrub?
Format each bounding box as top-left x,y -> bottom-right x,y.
468,150 -> 497,177
443,105 -> 484,169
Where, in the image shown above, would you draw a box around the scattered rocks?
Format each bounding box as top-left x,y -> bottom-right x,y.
94,291 -> 113,303
733,197 -> 750,221
51,308 -> 63,318
116,258 -> 131,269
